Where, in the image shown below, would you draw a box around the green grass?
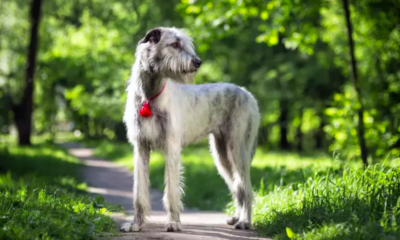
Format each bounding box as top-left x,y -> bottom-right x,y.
0,143 -> 118,240
247,165 -> 400,240
86,139 -> 400,239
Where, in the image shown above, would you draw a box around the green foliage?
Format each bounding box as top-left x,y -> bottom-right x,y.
325,86 -> 400,160
2,0 -> 399,160
250,165 -> 400,240
0,144 -> 117,240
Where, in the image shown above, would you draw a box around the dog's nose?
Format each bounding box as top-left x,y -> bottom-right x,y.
192,58 -> 202,68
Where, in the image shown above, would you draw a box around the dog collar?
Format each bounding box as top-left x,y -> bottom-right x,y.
139,82 -> 167,117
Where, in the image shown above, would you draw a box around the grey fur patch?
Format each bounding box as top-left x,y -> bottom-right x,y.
135,116 -> 141,130
148,48 -> 161,74
221,88 -> 236,138
240,93 -> 248,106
155,110 -> 169,148
193,95 -> 199,106
137,141 -> 151,161
138,71 -> 164,99
246,119 -> 252,142
134,204 -> 145,226
214,92 -> 221,105
134,95 -> 142,107
213,134 -> 233,179
149,75 -> 157,91
208,111 -> 213,125
203,87 -> 211,97
235,186 -> 246,206
199,84 -> 213,91
224,87 -> 233,100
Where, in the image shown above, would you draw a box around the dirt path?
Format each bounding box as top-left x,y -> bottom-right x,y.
62,143 -> 270,240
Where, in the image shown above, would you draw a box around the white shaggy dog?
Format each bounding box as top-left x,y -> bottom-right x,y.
121,27 -> 260,232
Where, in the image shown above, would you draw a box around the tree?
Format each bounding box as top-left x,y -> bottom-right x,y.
342,0 -> 368,166
12,0 -> 42,145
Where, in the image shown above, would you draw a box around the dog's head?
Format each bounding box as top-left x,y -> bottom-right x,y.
136,27 -> 201,83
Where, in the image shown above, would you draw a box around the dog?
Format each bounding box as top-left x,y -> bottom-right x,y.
121,27 -> 260,232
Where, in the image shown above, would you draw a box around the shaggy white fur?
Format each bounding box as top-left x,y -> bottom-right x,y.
122,27 -> 260,232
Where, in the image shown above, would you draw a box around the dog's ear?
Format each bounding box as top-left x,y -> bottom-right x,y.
139,28 -> 162,44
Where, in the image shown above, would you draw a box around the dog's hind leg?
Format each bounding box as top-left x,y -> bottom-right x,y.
163,144 -> 183,232
209,133 -> 240,226
120,141 -> 151,232
227,141 -> 253,230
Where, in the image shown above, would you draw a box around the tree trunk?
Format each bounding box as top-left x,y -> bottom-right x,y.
279,99 -> 290,150
259,125 -> 269,146
296,108 -> 303,152
82,114 -> 90,137
114,121 -> 127,142
315,112 -> 325,149
342,0 -> 368,166
12,0 -> 43,146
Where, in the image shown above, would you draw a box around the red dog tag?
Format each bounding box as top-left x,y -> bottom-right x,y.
139,102 -> 152,117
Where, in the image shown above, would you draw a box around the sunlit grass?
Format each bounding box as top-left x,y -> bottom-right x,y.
0,143 -> 118,240
252,148 -> 346,169
245,165 -> 400,240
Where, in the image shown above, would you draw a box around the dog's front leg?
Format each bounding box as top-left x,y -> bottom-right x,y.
120,141 -> 150,232
163,147 -> 183,232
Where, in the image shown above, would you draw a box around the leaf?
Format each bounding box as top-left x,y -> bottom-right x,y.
260,11 -> 269,20
268,34 -> 279,45
100,207 -> 107,214
286,227 -> 298,239
186,5 -> 201,14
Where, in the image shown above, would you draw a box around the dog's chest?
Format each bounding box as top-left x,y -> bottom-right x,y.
137,110 -> 168,147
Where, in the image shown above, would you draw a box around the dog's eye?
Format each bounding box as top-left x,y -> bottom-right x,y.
170,42 -> 180,49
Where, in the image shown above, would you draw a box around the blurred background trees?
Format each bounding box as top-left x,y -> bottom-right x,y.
1,0 -> 399,162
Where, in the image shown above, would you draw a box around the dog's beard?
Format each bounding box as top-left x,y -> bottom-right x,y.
158,62 -> 197,83
178,72 -> 196,83
161,70 -> 196,83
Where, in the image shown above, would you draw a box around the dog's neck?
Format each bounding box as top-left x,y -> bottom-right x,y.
137,70 -> 165,100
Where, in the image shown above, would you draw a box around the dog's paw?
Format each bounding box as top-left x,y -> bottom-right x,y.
165,222 -> 182,232
120,222 -> 141,232
226,216 -> 239,225
234,220 -> 251,230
